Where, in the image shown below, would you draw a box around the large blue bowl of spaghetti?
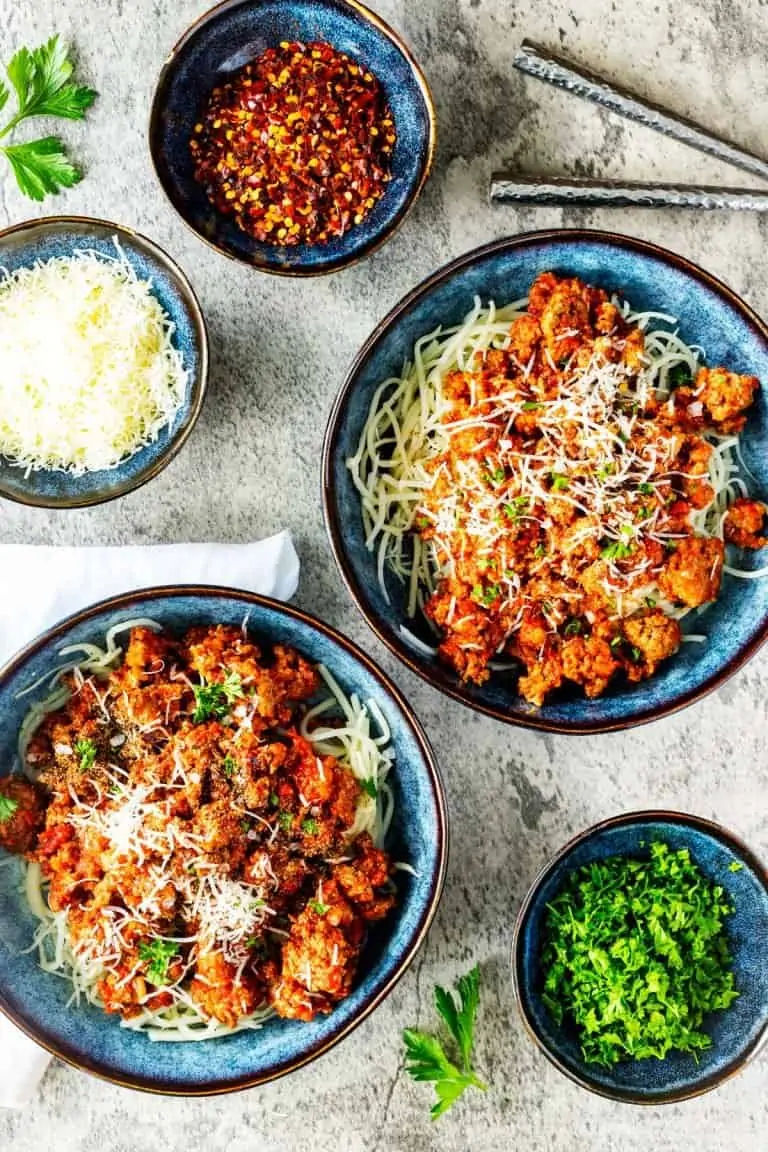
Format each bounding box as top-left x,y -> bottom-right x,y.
0,588 -> 446,1094
323,229 -> 768,733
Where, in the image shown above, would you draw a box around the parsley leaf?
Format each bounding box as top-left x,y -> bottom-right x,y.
0,794 -> 19,824
2,137 -> 81,200
222,755 -> 237,778
521,400 -> 542,411
541,842 -> 739,1066
278,810 -> 293,832
74,737 -> 97,773
5,37 -> 96,122
0,37 -> 96,200
550,472 -> 569,491
360,776 -> 378,799
301,817 -> 319,835
403,965 -> 486,1120
309,899 -> 329,915
138,938 -> 178,986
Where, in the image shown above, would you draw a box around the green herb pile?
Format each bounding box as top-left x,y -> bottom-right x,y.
541,841 -> 739,1066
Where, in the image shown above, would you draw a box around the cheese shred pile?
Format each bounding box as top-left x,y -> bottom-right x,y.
0,243 -> 188,475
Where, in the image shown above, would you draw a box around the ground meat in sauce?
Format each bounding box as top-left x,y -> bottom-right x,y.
411,272 -> 763,705
6,626 -> 396,1028
723,498 -> 768,550
0,777 -> 45,855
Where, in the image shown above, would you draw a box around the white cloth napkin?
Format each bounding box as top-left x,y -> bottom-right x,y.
0,530 -> 300,1106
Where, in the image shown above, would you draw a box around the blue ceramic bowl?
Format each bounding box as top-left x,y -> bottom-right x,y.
323,229 -> 768,733
512,811 -> 768,1104
0,588 -> 447,1094
149,0 -> 435,276
0,217 -> 208,509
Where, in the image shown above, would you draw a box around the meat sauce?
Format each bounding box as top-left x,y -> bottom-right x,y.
416,272 -> 764,705
0,626 -> 395,1027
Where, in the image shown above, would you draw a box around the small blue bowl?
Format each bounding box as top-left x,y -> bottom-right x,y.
323,229 -> 768,733
0,216 -> 208,510
149,0 -> 435,276
512,811 -> 768,1104
0,587 -> 447,1095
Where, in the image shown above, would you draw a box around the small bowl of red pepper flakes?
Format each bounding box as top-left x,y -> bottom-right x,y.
149,0 -> 436,276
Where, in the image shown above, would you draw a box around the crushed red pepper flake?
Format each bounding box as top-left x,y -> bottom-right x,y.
189,40 -> 396,247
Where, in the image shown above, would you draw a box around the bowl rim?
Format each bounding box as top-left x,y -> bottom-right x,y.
0,214 -> 209,511
148,0 -> 437,277
510,808 -> 768,1105
322,226 -> 768,734
0,584 -> 448,1096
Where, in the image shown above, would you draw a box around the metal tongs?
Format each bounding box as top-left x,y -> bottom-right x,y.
491,41 -> 768,211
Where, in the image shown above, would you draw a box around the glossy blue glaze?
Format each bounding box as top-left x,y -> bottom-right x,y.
149,0 -> 434,275
324,230 -> 768,732
0,589 -> 446,1094
0,218 -> 208,509
513,812 -> 768,1103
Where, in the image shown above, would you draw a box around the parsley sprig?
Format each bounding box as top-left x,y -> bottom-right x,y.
541,841 -> 740,1066
191,671 -> 243,723
403,965 -> 487,1120
138,938 -> 179,986
0,794 -> 19,823
0,36 -> 96,200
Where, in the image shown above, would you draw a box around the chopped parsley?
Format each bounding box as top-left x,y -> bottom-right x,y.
403,965 -> 486,1120
503,496 -> 529,521
301,817 -> 319,835
310,899 -> 329,915
269,792 -> 279,809
522,400 -> 542,411
564,618 -> 582,637
638,482 -> 654,496
138,938 -> 179,986
644,596 -> 657,609
360,777 -> 378,799
222,755 -> 237,778
597,463 -> 614,481
278,810 -> 293,832
191,671 -> 243,723
550,472 -> 569,491
668,363 -> 693,389
601,540 -> 633,562
533,543 -> 546,559
0,794 -> 19,823
485,466 -> 505,486
541,841 -> 739,1066
74,737 -> 97,773
729,861 -> 744,873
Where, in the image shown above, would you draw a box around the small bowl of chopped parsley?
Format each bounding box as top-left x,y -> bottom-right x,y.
512,811 -> 768,1104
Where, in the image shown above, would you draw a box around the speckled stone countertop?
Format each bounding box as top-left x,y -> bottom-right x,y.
1,0 -> 767,1148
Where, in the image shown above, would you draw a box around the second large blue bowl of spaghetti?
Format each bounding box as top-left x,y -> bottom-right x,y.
0,588 -> 446,1094
323,230 -> 768,733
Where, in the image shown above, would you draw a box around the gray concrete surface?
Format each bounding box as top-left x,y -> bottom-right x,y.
1,0 -> 767,1148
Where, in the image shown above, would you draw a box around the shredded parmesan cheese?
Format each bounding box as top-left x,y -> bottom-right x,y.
0,243 -> 188,475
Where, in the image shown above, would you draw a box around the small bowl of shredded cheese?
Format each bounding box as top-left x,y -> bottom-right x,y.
0,216 -> 208,508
